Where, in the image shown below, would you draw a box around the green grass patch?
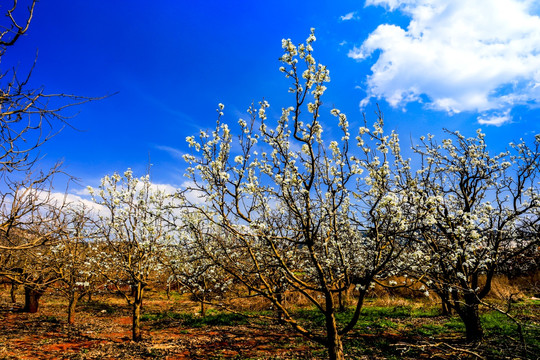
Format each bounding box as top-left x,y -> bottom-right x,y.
482,310 -> 540,350
355,317 -> 398,334
414,323 -> 446,336
482,311 -> 517,337
294,308 -> 360,329
411,307 -> 440,317
443,317 -> 465,331
361,305 -> 412,318
359,305 -> 439,318
141,311 -> 248,327
294,307 -> 404,334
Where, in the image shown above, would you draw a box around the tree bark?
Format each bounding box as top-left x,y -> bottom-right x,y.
337,285 -> 348,313
132,283 -> 144,342
22,287 -> 43,313
323,288 -> 346,360
200,293 -> 206,317
460,293 -> 483,342
67,293 -> 78,324
441,300 -> 452,316
276,292 -> 285,324
133,301 -> 142,341
326,313 -> 345,360
10,282 -> 17,303
439,289 -> 452,316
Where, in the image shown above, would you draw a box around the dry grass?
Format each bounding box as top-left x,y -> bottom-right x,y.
488,275 -> 526,302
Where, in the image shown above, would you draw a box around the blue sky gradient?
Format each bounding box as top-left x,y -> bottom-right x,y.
5,0 -> 540,192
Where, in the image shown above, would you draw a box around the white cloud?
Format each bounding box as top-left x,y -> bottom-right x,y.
60,176 -> 180,216
340,12 -> 357,21
151,182 -> 177,195
179,180 -> 206,205
27,190 -> 108,217
477,110 -> 512,126
71,187 -> 92,196
49,191 -> 107,215
352,0 -> 540,125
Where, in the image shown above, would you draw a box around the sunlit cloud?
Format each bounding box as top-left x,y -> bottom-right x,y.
352,0 -> 540,125
477,110 -> 512,126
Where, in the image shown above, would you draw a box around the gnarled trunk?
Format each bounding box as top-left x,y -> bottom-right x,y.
337,284 -> 348,313
441,299 -> 452,316
23,287 -> 44,313
133,301 -> 142,341
324,289 -> 345,360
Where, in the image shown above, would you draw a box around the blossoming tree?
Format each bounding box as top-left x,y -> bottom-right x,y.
182,30 -> 415,360
89,169 -> 176,341
163,213 -> 232,316
410,130 -> 540,342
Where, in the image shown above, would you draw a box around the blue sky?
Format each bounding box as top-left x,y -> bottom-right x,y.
5,0 -> 540,195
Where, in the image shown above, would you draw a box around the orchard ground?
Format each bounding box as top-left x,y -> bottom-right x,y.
0,276 -> 538,360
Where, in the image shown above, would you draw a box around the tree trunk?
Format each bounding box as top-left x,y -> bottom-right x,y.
276,292 -> 285,324
337,285 -> 348,312
439,289 -> 452,316
323,288 -> 345,360
132,283 -> 144,342
67,293 -> 78,324
460,293 -> 483,342
326,313 -> 345,360
10,282 -> 18,303
133,301 -> 142,341
23,287 -> 43,313
441,300 -> 452,316
200,293 -> 206,317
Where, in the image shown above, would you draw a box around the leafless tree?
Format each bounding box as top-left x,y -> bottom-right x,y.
0,0 -> 102,250
48,204 -> 99,324
0,223 -> 64,313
